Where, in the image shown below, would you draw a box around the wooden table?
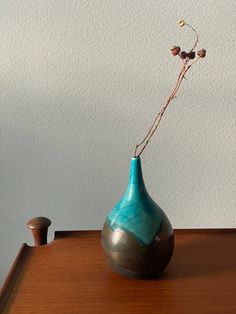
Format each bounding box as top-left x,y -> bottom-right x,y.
0,218 -> 236,314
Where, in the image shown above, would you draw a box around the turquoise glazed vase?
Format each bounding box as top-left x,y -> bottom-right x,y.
102,157 -> 174,278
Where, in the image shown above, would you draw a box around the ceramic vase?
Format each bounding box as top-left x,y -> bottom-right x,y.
101,157 -> 174,278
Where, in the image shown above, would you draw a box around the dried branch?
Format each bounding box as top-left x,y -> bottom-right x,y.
134,20 -> 206,157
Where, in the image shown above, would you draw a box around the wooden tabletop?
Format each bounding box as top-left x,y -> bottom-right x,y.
1,229 -> 236,314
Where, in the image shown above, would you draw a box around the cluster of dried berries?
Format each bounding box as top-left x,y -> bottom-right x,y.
170,20 -> 206,61
171,46 -> 206,59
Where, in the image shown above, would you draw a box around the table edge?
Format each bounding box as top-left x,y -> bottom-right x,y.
0,244 -> 29,311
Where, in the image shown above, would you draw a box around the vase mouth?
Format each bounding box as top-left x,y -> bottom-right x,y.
132,156 -> 140,160
129,155 -> 144,185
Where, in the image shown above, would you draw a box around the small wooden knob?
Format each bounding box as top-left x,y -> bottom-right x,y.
27,217 -> 51,246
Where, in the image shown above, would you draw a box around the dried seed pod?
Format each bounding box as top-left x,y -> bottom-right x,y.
197,49 -> 206,58
171,46 -> 181,56
187,51 -> 196,59
178,20 -> 186,27
179,51 -> 187,59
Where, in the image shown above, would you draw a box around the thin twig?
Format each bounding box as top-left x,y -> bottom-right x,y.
186,23 -> 199,52
134,66 -> 186,157
135,65 -> 189,157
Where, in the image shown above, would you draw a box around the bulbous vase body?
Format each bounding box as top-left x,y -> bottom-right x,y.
101,157 -> 174,279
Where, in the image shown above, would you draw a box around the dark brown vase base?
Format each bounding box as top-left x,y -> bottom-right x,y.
102,217 -> 174,279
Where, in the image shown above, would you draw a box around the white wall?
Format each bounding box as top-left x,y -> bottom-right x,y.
1,0 -> 235,285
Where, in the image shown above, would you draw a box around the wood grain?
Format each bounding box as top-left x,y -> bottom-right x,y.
0,229 -> 236,314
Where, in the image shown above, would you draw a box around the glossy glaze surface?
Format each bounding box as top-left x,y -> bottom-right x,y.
107,157 -> 162,245
102,157 -> 174,278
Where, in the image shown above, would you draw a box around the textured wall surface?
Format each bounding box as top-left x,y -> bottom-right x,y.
0,0 -> 235,284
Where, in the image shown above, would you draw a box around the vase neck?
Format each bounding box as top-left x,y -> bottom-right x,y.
128,157 -> 145,185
